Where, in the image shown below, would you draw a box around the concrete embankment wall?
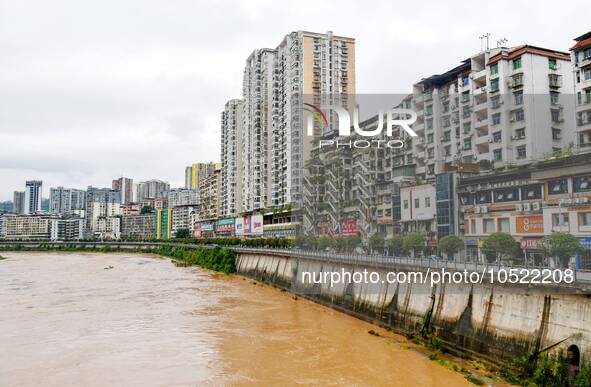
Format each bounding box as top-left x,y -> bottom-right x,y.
236,252 -> 591,365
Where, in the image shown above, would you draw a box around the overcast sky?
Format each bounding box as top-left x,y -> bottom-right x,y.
0,0 -> 588,200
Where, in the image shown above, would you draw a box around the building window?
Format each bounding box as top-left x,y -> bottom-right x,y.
490,78 -> 499,93
462,76 -> 469,86
493,149 -> 503,161
497,218 -> 510,232
548,179 -> 568,194
514,91 -> 524,105
403,200 -> 408,209
427,133 -> 434,144
551,109 -> 563,123
470,219 -> 476,234
584,69 -> 591,82
513,109 -> 525,122
414,198 -> 420,208
492,113 -> 501,125
491,96 -> 501,109
521,185 -> 542,200
515,128 -> 525,139
513,57 -> 522,70
552,128 -> 562,140
494,188 -> 519,203
552,213 -> 569,228
516,146 -> 527,159
460,194 -> 473,205
425,197 -> 431,207
548,58 -> 557,70
550,91 -> 560,105
490,63 -> 498,75
463,138 -> 472,150
477,191 -> 492,204
574,176 -> 591,192
579,212 -> 591,228
492,131 -> 502,142
484,219 -> 495,233
549,74 -> 562,87
585,48 -> 591,60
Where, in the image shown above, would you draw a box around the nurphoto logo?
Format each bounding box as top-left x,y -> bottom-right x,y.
304,102 -> 418,149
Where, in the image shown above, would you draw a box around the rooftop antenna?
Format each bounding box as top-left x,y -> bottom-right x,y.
479,33 -> 491,52
497,38 -> 508,48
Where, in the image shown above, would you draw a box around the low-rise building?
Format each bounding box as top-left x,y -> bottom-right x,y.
121,214 -> 154,239
3,214 -> 54,240
458,152 -> 591,266
50,217 -> 84,241
95,217 -> 121,240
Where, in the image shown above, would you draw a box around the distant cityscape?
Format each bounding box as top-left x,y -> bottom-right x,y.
1,29 -> 591,267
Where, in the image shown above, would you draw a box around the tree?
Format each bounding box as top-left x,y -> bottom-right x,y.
403,232 -> 426,258
369,234 -> 385,254
175,228 -> 191,239
541,232 -> 583,268
335,237 -> 347,252
140,206 -> 153,214
318,236 -> 336,251
387,235 -> 405,256
480,232 -> 519,263
345,235 -> 361,251
438,235 -> 464,260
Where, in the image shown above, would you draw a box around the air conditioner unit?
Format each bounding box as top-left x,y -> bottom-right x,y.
481,206 -> 488,214
488,138 -> 493,143
523,203 -> 531,212
474,206 -> 481,214
581,197 -> 589,203
515,203 -> 523,212
532,202 -> 541,211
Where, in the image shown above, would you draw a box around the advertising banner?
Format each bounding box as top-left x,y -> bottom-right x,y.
341,219 -> 358,236
215,218 -> 235,236
520,238 -> 542,249
250,214 -> 263,236
516,215 -> 544,234
235,215 -> 264,236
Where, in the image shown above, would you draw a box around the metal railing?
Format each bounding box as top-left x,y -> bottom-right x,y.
2,241 -> 590,285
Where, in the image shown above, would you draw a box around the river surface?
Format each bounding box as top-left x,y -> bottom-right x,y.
0,252 -> 469,386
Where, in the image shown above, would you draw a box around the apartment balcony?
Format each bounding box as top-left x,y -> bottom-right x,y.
471,68 -> 487,83
577,95 -> 591,108
473,100 -> 488,113
474,116 -> 488,129
475,134 -> 491,146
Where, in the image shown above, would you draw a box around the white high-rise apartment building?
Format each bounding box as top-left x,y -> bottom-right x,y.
49,187 -> 86,214
112,177 -> 133,204
167,188 -> 198,208
136,180 -> 170,202
24,180 -> 42,214
571,31 -> 591,148
409,45 -> 574,180
242,48 -> 276,212
220,99 -> 244,217
238,31 -> 355,213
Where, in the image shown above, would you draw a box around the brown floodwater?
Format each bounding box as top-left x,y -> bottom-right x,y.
0,252 -> 470,386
